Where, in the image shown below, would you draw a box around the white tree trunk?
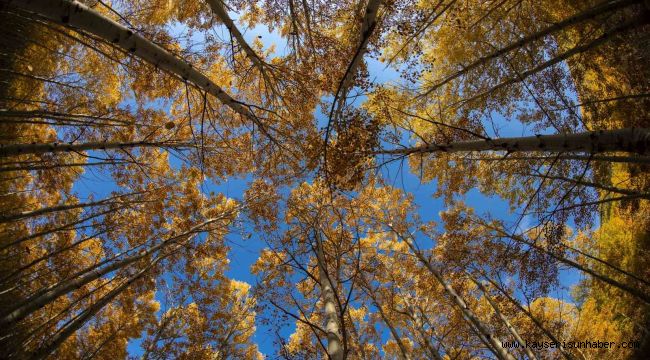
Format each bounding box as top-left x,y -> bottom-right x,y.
379,128 -> 650,155
30,255 -> 163,360
338,0 -> 381,95
398,233 -> 516,360
205,0 -> 263,70
314,231 -> 343,360
420,0 -> 643,95
8,0 -> 262,125
0,140 -> 192,158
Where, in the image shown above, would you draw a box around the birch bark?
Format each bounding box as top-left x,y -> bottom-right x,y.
378,128 -> 650,156
7,0 -> 268,131
395,230 -> 517,360
314,231 -> 344,360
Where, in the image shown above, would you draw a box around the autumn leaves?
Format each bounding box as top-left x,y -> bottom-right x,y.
1,0 -> 649,358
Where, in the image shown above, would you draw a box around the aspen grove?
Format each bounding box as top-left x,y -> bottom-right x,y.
0,0 -> 649,358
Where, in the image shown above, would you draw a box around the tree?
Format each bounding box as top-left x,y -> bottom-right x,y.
1,0 -> 648,358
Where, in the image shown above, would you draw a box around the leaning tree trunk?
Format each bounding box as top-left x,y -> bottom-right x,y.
484,221 -> 650,304
396,231 -> 516,360
205,0 -> 264,71
0,190 -> 146,223
6,0 -> 270,132
378,128 -> 650,156
361,277 -> 412,360
476,270 -> 577,360
29,254 -> 163,360
402,297 -> 445,360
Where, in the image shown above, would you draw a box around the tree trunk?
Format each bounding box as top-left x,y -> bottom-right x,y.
378,128 -> 650,156
7,0 -> 265,129
314,231 -> 344,360
396,231 -> 517,360
401,297 -> 445,360
338,0 -> 381,96
0,140 -> 192,158
361,279 -> 412,360
477,270 -> 577,360
205,0 -> 264,70
0,161 -> 128,173
484,221 -> 650,304
420,0 -> 643,96
29,256 -> 162,360
0,191 -> 147,223
457,11 -> 648,107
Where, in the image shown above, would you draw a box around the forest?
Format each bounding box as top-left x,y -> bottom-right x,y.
0,0 -> 649,358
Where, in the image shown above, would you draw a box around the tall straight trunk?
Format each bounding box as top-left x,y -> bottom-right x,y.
327,0 -> 382,131
376,304 -> 412,360
465,154 -> 650,164
0,218 -> 219,327
377,128 -> 650,156
420,0 -> 643,96
0,161 -> 128,173
7,0 -> 266,130
396,231 -> 516,360
468,274 -> 538,360
1,228 -> 110,286
338,0 -> 381,96
518,171 -> 650,200
0,140 -> 192,158
1,204 -> 126,251
477,270 -> 577,360
412,312 -> 444,360
396,239 -> 515,359
0,109 -> 135,126
314,231 -> 344,360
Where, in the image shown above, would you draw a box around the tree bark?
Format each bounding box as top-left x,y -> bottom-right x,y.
377,128 -> 650,156
29,256 -> 162,360
361,279 -> 412,360
6,0 -> 267,130
477,270 -> 577,360
205,0 -> 264,70
0,191 -> 146,223
0,140 -> 192,158
394,230 -> 517,360
338,0 -> 381,96
314,230 -> 344,360
484,221 -> 650,304
457,13 -> 648,107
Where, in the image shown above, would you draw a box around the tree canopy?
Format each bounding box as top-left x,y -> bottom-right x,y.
0,0 -> 649,358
